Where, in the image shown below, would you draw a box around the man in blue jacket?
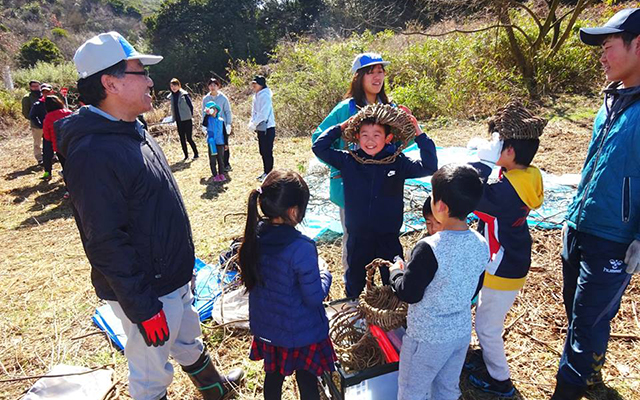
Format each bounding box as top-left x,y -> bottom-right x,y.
552,9 -> 640,400
58,32 -> 243,400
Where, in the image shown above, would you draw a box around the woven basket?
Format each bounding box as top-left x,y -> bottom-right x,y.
487,99 -> 547,140
342,103 -> 416,165
329,308 -> 384,371
358,259 -> 408,331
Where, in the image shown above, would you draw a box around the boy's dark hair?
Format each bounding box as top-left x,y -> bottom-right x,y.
346,64 -> 389,108
601,32 -> 639,47
503,138 -> 539,167
422,195 -> 433,220
238,170 -> 310,291
359,117 -> 391,136
44,95 -> 65,112
431,164 -> 483,220
76,60 -> 126,106
208,78 -> 220,87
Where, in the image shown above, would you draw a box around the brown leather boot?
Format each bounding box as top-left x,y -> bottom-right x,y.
181,350 -> 245,400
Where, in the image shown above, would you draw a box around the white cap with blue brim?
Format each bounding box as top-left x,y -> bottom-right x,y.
74,31 -> 163,79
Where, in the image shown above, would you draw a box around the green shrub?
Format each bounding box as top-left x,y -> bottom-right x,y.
0,89 -> 26,120
51,27 -> 69,38
105,0 -> 142,18
17,38 -> 64,68
20,3 -> 42,22
0,24 -> 9,32
13,61 -> 77,91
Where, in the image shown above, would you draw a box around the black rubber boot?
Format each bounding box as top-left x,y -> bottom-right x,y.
551,375 -> 587,400
181,350 -> 245,400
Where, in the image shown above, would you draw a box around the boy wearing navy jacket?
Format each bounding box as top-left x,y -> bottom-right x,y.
312,104 -> 437,297
466,101 -> 545,396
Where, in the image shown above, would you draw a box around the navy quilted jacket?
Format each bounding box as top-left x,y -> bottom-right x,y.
249,223 -> 332,348
56,107 -> 195,324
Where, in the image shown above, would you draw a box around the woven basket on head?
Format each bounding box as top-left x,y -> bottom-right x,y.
342,103 -> 416,165
358,259 -> 408,331
487,100 -> 547,140
329,308 -> 385,371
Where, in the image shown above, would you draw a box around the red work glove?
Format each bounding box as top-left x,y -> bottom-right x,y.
137,310 -> 170,347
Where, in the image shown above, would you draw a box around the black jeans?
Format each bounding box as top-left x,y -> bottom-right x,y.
176,119 -> 198,158
263,370 -> 319,400
43,139 -> 54,174
345,232 -> 402,297
208,144 -> 225,176
224,147 -> 231,168
257,127 -> 275,174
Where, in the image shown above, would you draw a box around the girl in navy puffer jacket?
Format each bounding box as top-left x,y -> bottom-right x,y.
238,170 -> 335,400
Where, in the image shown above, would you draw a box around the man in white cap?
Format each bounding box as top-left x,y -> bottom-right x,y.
553,9 -> 640,400
56,32 -> 244,400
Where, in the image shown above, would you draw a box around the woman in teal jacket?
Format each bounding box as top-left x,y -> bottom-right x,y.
311,52 -> 392,285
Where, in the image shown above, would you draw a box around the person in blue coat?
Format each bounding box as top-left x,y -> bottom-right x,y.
202,101 -> 228,182
313,104 -> 438,297
238,169 -> 335,400
552,9 -> 640,400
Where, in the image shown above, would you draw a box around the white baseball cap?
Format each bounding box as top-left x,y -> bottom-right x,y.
350,52 -> 390,74
74,31 -> 163,79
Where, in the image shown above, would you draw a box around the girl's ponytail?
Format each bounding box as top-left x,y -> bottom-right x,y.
238,170 -> 310,291
239,189 -> 261,291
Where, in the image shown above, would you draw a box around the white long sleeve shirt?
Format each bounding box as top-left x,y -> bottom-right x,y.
248,87 -> 275,131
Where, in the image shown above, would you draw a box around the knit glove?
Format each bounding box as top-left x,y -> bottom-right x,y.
475,132 -> 503,167
137,310 -> 170,347
625,240 -> 640,274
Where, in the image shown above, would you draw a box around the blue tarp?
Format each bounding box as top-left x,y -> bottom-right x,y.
302,145 -> 580,241
92,257 -> 239,351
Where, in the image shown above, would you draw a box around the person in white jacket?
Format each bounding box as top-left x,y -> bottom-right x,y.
247,75 -> 275,181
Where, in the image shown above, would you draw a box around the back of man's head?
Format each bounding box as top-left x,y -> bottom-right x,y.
431,164 -> 483,220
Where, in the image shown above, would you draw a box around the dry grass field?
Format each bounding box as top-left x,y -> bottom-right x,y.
1,94 -> 638,399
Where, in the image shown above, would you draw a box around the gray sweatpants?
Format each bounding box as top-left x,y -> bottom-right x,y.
397,333 -> 470,400
108,283 -> 204,400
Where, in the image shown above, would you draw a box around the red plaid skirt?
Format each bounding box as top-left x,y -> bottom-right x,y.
249,336 -> 337,376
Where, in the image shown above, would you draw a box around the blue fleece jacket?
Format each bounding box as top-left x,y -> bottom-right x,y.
204,115 -> 226,146
249,223 -> 332,348
566,82 -> 640,244
312,125 -> 437,236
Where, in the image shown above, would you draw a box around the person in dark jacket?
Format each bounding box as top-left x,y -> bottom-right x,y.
22,80 -> 42,164
552,10 -> 640,400
312,104 -> 438,297
169,78 -> 198,161
238,170 -> 334,400
28,83 -> 53,167
58,31 -> 243,400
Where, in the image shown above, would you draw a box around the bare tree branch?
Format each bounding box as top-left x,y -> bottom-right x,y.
509,0 -> 542,30
550,0 -> 596,56
534,0 -> 560,48
400,24 -> 533,47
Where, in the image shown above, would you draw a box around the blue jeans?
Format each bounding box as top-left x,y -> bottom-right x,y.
558,226 -> 632,387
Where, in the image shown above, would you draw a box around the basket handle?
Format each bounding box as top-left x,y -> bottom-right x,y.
365,259 -> 393,290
